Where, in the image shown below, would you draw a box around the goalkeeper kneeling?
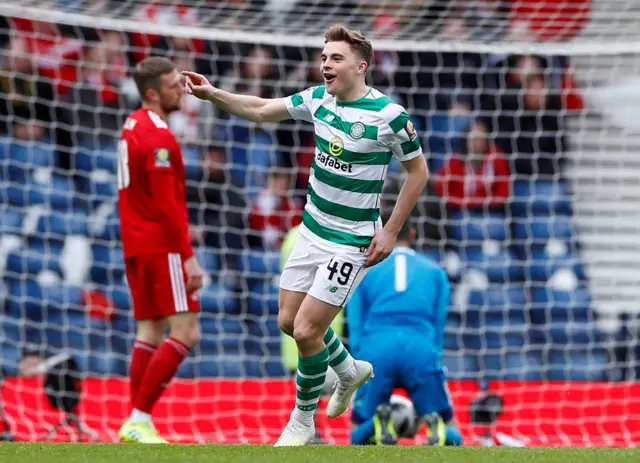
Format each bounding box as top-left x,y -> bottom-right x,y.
346,218 -> 462,447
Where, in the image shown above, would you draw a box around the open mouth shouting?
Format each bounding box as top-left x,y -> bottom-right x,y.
323,72 -> 337,85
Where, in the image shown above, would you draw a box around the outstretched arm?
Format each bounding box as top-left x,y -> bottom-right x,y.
183,71 -> 290,123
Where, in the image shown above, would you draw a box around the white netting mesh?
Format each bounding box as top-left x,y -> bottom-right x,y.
0,0 -> 631,54
0,0 -> 639,447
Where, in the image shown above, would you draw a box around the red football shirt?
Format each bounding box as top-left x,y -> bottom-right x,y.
117,108 -> 193,261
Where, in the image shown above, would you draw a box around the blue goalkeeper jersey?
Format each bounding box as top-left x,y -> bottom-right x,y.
346,246 -> 450,371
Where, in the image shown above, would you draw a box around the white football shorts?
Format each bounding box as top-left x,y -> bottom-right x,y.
279,224 -> 369,307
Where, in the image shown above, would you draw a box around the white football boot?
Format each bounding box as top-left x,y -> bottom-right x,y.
274,418 -> 315,447
327,359 -> 374,418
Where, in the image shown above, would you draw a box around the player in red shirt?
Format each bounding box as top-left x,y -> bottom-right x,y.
116,57 -> 204,444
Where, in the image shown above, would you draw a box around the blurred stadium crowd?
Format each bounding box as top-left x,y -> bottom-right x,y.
1,0 -> 635,383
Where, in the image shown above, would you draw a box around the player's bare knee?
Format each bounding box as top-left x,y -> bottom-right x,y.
277,311 -> 295,336
168,313 -> 200,348
186,324 -> 201,347
278,289 -> 303,336
292,322 -> 322,348
171,325 -> 200,348
136,320 -> 164,346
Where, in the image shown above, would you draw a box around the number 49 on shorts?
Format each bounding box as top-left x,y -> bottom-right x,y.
326,258 -> 354,286
309,255 -> 366,307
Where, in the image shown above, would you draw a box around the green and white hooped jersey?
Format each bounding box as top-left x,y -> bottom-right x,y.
285,85 -> 423,248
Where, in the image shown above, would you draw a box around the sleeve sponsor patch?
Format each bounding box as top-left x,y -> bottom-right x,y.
154,147 -> 171,167
405,120 -> 417,142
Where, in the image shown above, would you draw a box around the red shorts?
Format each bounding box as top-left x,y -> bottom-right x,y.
125,253 -> 200,321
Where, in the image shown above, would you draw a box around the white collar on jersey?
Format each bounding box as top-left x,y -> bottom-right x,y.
393,246 -> 415,254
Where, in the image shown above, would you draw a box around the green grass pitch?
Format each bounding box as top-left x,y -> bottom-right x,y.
0,444 -> 636,463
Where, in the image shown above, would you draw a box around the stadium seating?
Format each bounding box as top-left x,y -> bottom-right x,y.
89,203 -> 121,241
200,282 -> 240,315
524,245 -> 586,282
6,169 -> 76,211
244,358 -> 288,378
547,348 -> 610,381
195,247 -> 220,273
448,210 -> 510,244
0,20 -> 605,382
443,174 -> 601,380
90,244 -> 126,286
78,169 -> 118,209
530,285 -> 604,346
481,351 -> 545,381
0,205 -> 23,236
444,311 -> 462,351
442,353 -> 479,380
458,244 -> 524,283
0,312 -> 22,343
510,180 -> 573,217
246,280 -> 279,317
427,112 -> 470,173
183,146 -> 204,181
0,343 -> 20,376
513,214 -> 577,244
1,155 -> 606,380
35,209 -> 90,240
189,318 -> 248,378
462,286 -> 530,350
216,122 -> 278,198
238,249 -> 281,280
8,139 -> 57,173
108,283 -> 132,312
74,141 -> 118,173
5,247 -> 65,284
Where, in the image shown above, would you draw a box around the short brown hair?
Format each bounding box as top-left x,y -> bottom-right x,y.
324,24 -> 373,68
133,56 -> 175,100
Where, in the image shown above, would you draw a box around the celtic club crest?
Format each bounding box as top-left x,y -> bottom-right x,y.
349,122 -> 365,140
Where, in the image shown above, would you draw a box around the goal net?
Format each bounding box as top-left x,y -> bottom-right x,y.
1,0 -> 639,447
